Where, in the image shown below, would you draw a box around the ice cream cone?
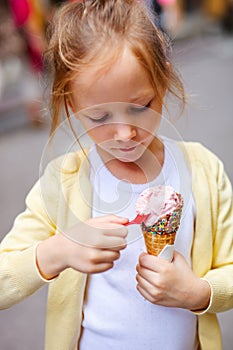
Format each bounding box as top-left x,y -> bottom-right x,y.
141,205 -> 182,256
135,185 -> 184,257
143,229 -> 176,256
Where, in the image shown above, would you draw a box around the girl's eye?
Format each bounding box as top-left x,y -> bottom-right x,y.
88,114 -> 110,123
129,102 -> 151,114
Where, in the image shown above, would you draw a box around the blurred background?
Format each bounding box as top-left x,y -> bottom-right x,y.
0,0 -> 233,349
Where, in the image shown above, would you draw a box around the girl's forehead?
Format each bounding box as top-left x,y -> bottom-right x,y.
71,47 -> 155,108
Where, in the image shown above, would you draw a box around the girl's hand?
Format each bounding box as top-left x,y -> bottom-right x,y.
36,215 -> 128,279
136,251 -> 211,311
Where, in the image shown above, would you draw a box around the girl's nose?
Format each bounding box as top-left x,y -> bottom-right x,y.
114,124 -> 136,141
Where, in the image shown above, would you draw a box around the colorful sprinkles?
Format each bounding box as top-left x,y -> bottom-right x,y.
141,206 -> 183,235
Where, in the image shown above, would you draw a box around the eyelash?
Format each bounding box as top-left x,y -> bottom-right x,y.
130,101 -> 151,113
89,114 -> 110,123
88,101 -> 151,123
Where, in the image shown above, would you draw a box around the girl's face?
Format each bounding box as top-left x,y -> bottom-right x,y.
70,47 -> 164,163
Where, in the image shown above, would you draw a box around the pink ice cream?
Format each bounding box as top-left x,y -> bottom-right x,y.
136,185 -> 183,227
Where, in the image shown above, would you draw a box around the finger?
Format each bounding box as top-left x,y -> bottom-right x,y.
138,253 -> 159,271
90,262 -> 115,274
136,265 -> 158,285
136,273 -> 156,292
107,215 -> 129,225
136,283 -> 156,304
103,225 -> 128,238
79,230 -> 127,249
94,250 -> 121,264
95,236 -> 127,250
85,221 -> 128,239
110,241 -> 127,251
138,252 -> 170,272
93,215 -> 129,225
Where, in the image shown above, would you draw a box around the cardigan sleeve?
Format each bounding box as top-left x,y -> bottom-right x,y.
203,158 -> 233,313
0,160 -> 60,309
180,142 -> 233,314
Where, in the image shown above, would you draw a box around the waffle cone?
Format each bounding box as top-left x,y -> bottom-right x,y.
141,205 -> 182,256
143,230 -> 176,256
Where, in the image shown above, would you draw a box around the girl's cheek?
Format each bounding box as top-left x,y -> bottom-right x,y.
87,126 -> 109,142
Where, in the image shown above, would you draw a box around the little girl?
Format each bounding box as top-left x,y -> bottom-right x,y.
1,1 -> 233,349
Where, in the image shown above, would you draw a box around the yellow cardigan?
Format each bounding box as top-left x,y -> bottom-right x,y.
1,142 -> 233,350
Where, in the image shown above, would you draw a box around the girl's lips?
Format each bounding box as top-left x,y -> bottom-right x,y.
118,146 -> 137,152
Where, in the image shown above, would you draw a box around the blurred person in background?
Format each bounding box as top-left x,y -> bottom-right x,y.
180,0 -> 233,34
153,0 -> 183,36
0,1 -> 26,101
202,0 -> 233,33
139,0 -> 183,36
152,0 -> 233,37
9,0 -> 46,72
0,0 -> 47,125
9,0 -> 48,124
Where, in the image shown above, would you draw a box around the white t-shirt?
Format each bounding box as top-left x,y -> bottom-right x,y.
79,137 -> 198,350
